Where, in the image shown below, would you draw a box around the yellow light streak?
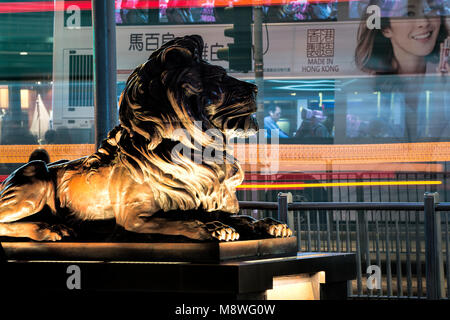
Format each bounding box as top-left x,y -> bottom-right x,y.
237,180 -> 442,189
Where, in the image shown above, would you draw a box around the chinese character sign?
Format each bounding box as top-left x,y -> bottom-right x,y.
117,26 -> 233,72
129,33 -> 144,51
300,28 -> 340,74
307,29 -> 335,58
128,32 -> 175,53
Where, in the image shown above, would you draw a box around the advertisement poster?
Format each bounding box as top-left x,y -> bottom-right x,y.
115,21 -> 365,79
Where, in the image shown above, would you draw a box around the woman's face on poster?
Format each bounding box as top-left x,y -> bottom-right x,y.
381,0 -> 441,58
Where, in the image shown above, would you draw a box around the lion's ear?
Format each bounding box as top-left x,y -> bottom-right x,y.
161,46 -> 194,69
158,35 -> 203,68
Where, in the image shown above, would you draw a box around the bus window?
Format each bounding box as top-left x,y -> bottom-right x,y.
2,0 -> 450,205
344,75 -> 450,142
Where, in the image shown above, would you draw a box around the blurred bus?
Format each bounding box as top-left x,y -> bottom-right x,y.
1,0 -> 449,204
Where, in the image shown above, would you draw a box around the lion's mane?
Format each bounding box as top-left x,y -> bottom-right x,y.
82,35 -> 257,213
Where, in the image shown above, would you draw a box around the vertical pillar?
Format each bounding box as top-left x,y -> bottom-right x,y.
253,6 -> 264,204
278,192 -> 293,228
253,6 -> 264,126
92,0 -> 118,147
424,192 -> 444,299
356,185 -> 370,268
8,83 -> 22,124
278,193 -> 288,223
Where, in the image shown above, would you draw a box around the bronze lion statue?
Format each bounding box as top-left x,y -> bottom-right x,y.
0,35 -> 292,242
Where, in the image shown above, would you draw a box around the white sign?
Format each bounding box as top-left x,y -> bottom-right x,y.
115,21 -> 365,78
116,25 -> 231,73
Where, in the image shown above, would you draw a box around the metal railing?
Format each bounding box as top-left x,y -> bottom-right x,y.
239,192 -> 450,300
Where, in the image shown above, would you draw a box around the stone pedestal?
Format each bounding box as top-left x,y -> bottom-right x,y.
1,237 -> 297,263
0,239 -> 356,300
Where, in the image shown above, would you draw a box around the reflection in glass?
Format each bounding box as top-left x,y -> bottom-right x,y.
264,1 -> 338,22
351,0 -> 450,141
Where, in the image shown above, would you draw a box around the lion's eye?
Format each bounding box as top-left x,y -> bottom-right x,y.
211,86 -> 223,98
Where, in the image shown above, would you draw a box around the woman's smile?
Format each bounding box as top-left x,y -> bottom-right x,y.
383,17 -> 441,62
411,30 -> 433,41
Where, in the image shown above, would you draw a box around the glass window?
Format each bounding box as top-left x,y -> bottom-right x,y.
0,0 -> 450,204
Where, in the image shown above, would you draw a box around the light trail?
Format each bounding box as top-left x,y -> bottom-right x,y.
237,180 -> 443,189
0,0 -> 359,14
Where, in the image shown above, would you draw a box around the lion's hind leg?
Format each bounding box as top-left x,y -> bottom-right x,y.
0,160 -> 70,241
0,222 -> 72,241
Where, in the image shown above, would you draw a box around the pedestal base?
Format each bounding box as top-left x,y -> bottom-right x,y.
0,239 -> 356,300
2,237 -> 297,262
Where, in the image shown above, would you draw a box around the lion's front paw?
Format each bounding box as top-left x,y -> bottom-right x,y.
268,223 -> 292,238
205,221 -> 240,241
30,223 -> 74,241
255,218 -> 293,238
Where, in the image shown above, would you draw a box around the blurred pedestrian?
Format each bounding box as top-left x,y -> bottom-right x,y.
264,105 -> 289,138
28,148 -> 50,163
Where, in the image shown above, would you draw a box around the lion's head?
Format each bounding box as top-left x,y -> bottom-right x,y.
85,35 -> 258,213
118,34 -> 258,149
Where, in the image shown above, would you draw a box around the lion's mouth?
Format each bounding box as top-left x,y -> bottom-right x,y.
208,94 -> 258,138
223,108 -> 258,138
